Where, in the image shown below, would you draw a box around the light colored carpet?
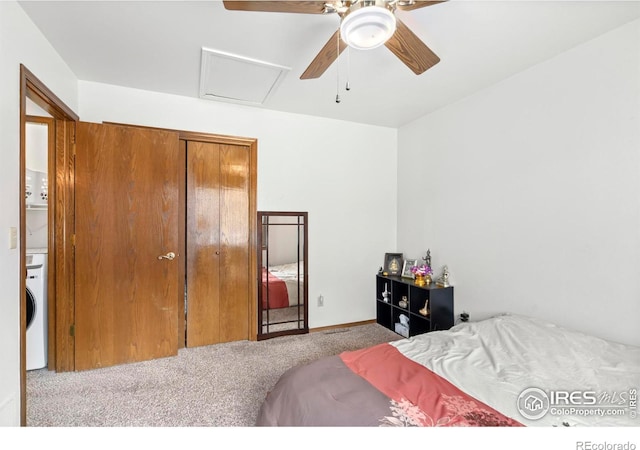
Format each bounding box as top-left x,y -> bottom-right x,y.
27,323 -> 400,427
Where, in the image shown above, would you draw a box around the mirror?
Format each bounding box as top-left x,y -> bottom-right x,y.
258,212 -> 308,340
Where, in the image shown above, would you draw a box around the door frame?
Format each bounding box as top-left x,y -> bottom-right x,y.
19,65 -> 78,425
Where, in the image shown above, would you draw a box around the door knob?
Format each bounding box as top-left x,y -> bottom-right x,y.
158,252 -> 176,261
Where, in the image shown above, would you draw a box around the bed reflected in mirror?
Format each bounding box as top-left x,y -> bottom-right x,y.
258,211 -> 308,340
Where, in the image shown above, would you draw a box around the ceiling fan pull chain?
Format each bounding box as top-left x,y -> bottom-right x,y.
346,46 -> 351,91
336,29 -> 341,103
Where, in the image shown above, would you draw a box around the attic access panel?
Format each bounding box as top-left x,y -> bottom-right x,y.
199,47 -> 290,106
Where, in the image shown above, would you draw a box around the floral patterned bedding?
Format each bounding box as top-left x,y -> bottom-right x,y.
256,314 -> 640,427
341,343 -> 521,426
255,343 -> 520,427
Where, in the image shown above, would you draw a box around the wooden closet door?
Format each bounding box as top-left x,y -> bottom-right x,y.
218,143 -> 250,342
186,141 -> 221,346
74,122 -> 181,370
186,141 -> 250,347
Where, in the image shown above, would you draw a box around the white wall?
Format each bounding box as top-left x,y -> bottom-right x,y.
397,19 -> 640,346
78,81 -> 398,329
0,1 -> 78,426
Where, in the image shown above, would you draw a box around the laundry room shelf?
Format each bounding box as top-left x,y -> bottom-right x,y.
26,203 -> 48,210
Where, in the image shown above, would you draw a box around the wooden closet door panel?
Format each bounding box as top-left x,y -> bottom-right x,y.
218,144 -> 250,342
75,122 -> 181,370
186,141 -> 221,347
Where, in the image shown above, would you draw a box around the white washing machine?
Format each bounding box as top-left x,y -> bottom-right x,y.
26,251 -> 47,370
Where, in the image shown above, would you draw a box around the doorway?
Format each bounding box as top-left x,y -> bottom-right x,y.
24,114 -> 53,374
19,65 -> 78,426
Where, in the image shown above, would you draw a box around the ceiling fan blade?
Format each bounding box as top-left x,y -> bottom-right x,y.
395,1 -> 447,11
385,19 -> 440,75
300,30 -> 347,80
222,1 -> 328,14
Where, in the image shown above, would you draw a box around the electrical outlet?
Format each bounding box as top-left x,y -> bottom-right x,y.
317,295 -> 324,307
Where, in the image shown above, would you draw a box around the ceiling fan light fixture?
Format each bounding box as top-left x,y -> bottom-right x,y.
340,5 -> 397,50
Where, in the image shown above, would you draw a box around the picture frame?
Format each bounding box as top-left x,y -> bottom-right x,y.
383,253 -> 403,276
401,259 -> 418,279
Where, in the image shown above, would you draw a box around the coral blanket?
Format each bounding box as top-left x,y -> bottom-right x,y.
340,343 -> 522,426
261,267 -> 289,309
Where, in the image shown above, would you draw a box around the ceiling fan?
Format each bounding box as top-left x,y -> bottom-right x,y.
222,0 -> 446,80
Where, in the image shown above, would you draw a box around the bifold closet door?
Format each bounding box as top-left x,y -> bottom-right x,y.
186,141 -> 251,347
74,122 -> 181,370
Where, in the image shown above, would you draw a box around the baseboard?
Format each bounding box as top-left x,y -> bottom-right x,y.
0,394 -> 18,426
310,319 -> 376,333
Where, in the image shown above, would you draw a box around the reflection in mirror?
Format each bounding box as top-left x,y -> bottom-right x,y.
258,212 -> 308,340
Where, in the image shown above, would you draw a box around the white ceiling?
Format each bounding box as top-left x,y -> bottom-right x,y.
18,0 -> 640,128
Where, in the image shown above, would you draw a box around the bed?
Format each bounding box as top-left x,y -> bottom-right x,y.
261,262 -> 303,309
256,314 -> 640,426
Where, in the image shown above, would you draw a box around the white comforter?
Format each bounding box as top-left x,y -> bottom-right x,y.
392,314 -> 640,426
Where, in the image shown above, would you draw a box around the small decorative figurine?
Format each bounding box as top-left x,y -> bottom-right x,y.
382,283 -> 390,303
422,249 -> 431,269
419,299 -> 429,317
389,258 -> 400,274
399,296 -> 408,309
436,265 -> 450,288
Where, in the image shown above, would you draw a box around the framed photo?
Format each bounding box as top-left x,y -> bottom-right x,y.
383,253 -> 403,276
401,259 -> 418,278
